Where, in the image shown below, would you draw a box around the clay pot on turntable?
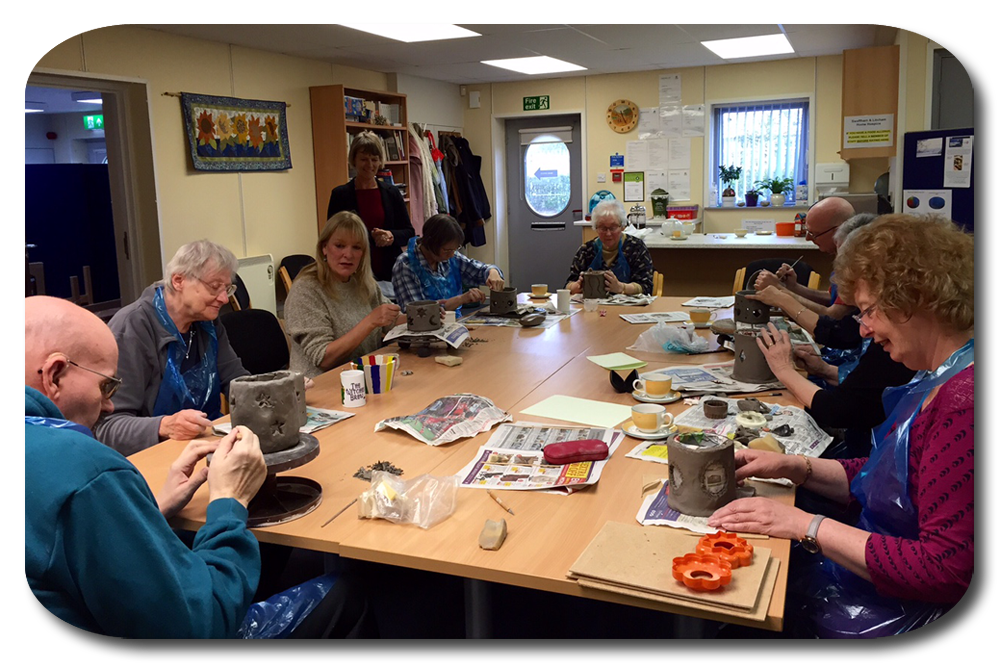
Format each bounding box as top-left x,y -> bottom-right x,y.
490,287 -> 518,315
734,290 -> 770,326
407,300 -> 441,332
732,330 -> 777,384
666,433 -> 737,517
229,371 -> 308,454
581,270 -> 608,299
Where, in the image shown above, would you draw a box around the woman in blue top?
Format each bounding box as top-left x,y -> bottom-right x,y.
391,214 -> 504,312
565,199 -> 654,296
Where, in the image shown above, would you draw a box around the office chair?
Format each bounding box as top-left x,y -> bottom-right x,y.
278,254 -> 315,294
219,308 -> 290,375
733,258 -> 818,293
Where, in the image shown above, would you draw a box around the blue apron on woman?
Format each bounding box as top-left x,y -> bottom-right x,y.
588,237 -> 631,285
406,237 -> 463,301
790,339 -> 974,638
150,286 -> 222,419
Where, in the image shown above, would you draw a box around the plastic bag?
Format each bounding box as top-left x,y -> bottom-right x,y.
629,322 -> 710,354
238,573 -> 337,639
357,471 -> 458,529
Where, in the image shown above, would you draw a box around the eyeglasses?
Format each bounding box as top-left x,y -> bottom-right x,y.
805,224 -> 840,242
595,225 -> 621,234
852,304 -> 878,328
196,277 -> 238,298
38,358 -> 122,399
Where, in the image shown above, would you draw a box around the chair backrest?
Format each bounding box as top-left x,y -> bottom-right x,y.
223,272 -> 253,313
278,254 -> 315,294
739,258 -> 816,291
652,271 -> 663,297
219,308 -> 290,375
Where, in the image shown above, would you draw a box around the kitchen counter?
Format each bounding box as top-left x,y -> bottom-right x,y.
644,232 -> 818,250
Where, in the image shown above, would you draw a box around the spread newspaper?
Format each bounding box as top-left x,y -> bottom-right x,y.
457,422 -> 623,491
382,322 -> 470,348
655,361 -> 784,394
374,393 -> 511,446
619,311 -> 689,324
213,406 -> 354,435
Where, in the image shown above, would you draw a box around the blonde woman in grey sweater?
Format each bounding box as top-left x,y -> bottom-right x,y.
285,212 -> 403,378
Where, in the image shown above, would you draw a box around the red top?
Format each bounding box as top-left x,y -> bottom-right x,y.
839,364 -> 974,604
355,188 -> 387,278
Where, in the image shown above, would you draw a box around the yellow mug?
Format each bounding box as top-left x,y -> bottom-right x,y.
689,308 -> 712,324
633,373 -> 673,398
631,404 -> 675,433
531,284 -> 548,296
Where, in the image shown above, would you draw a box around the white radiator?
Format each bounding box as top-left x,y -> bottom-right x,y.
236,254 -> 277,316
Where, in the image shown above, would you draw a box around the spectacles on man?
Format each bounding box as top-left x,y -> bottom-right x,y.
805,224 -> 840,242
852,303 -> 878,328
196,277 -> 238,298
38,358 -> 123,399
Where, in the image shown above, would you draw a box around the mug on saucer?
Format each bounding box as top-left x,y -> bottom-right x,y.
689,308 -> 711,325
631,404 -> 674,433
633,373 -> 673,398
531,284 -> 548,297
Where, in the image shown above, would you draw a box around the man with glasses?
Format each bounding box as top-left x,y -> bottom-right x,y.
95,239 -> 249,455
25,295 -> 270,637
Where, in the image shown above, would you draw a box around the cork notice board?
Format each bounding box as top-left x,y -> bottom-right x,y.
568,521 -> 774,618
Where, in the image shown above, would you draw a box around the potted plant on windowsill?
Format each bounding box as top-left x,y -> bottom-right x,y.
718,165 -> 742,207
755,177 -> 794,207
744,187 -> 761,207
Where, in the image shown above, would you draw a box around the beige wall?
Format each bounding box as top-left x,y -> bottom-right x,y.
34,25 -> 411,273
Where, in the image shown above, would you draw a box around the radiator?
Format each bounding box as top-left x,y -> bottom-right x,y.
236,254 -> 277,316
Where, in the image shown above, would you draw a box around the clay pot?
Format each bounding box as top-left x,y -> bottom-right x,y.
732,330 -> 776,384
703,399 -> 729,420
407,300 -> 441,332
229,371 -> 307,454
489,287 -> 518,315
581,270 -> 608,299
666,433 -> 737,517
734,290 -> 770,325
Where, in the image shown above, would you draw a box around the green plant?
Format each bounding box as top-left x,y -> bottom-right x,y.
754,176 -> 794,197
718,165 -> 742,187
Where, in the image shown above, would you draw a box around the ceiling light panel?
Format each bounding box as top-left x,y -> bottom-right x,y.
339,23 -> 480,43
701,33 -> 794,59
481,56 -> 586,75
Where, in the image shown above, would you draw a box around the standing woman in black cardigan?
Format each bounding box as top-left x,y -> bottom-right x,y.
327,131 -> 415,288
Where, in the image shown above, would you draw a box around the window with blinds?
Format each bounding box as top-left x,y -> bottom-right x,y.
711,99 -> 809,204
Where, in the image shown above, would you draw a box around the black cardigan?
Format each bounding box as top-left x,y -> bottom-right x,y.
327,179 -> 415,282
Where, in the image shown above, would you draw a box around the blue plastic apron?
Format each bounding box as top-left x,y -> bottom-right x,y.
588,237 -> 632,284
151,286 -> 222,419
406,237 -> 462,303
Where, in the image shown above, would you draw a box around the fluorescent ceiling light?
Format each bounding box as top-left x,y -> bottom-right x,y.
72,91 -> 103,104
25,102 -> 46,113
481,56 -> 585,75
339,23 -> 479,43
701,34 -> 794,60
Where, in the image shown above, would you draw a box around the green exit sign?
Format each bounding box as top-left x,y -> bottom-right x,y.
83,114 -> 104,130
523,95 -> 550,111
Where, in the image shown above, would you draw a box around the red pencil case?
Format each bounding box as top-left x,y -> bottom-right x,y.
542,439 -> 609,466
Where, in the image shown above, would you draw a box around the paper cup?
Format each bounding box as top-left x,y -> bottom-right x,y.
340,369 -> 366,408
350,353 -> 399,395
557,289 -> 571,314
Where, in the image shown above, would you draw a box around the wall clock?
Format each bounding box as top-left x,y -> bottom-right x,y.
607,99 -> 639,133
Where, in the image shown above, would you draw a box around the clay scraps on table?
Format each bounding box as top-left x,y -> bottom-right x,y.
354,460 -> 404,481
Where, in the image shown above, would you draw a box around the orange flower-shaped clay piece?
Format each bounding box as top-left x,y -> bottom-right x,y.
671,553 -> 732,591
696,531 -> 754,568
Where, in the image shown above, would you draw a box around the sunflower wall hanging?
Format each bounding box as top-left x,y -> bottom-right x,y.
181,92 -> 292,171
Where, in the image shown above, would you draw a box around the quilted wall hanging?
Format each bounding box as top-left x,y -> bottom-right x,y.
181,92 -> 292,171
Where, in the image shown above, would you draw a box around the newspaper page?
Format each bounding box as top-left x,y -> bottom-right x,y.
635,480 -> 719,534
648,362 -> 781,394
619,311 -> 688,324
213,406 -> 355,436
456,422 -> 623,491
681,296 -> 735,308
598,294 -> 657,307
374,393 -> 511,446
382,322 -> 470,348
461,310 -> 572,329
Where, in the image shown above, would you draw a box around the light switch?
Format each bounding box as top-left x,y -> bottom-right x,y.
597,173 -> 606,183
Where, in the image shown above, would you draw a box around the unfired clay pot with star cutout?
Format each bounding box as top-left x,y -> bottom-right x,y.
229,371 -> 307,454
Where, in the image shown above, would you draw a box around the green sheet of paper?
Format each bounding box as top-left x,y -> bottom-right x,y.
520,395 -> 633,428
586,353 -> 647,371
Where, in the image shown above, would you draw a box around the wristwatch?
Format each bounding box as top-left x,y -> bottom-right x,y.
800,514 -> 826,554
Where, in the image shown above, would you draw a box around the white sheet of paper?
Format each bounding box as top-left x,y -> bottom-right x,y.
521,395 -> 634,429
626,141 -> 648,171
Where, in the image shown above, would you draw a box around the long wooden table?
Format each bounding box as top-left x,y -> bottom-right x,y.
129,296 -> 798,633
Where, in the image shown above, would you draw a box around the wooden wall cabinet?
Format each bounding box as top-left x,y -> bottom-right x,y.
840,45 -> 900,160
309,85 -> 412,232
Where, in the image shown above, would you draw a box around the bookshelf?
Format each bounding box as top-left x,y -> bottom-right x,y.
309,85 -> 412,232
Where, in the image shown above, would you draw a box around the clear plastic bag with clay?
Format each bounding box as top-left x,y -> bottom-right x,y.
238,573 -> 336,639
629,322 -> 710,354
357,471 -> 458,529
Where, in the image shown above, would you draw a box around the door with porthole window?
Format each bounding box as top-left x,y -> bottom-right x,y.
504,115 -> 582,290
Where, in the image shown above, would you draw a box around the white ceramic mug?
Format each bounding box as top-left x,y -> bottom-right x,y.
631,404 -> 675,433
632,372 -> 673,397
340,369 -> 366,408
557,289 -> 571,314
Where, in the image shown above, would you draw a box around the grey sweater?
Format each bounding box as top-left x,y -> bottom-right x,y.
94,285 -> 248,456
284,272 -> 391,378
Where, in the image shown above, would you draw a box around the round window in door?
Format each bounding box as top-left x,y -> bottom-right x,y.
524,137 -> 570,217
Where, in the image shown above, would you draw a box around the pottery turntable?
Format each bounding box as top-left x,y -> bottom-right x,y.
227,371 -> 322,527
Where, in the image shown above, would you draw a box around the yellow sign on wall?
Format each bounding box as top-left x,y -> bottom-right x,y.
843,114 -> 894,148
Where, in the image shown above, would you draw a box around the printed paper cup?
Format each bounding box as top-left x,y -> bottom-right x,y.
350,354 -> 399,394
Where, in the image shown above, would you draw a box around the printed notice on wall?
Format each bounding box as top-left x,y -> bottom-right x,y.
682,105 -> 705,137
659,74 -> 681,106
843,115 -> 894,149
943,135 -> 973,188
903,190 -> 952,220
638,107 -> 662,140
